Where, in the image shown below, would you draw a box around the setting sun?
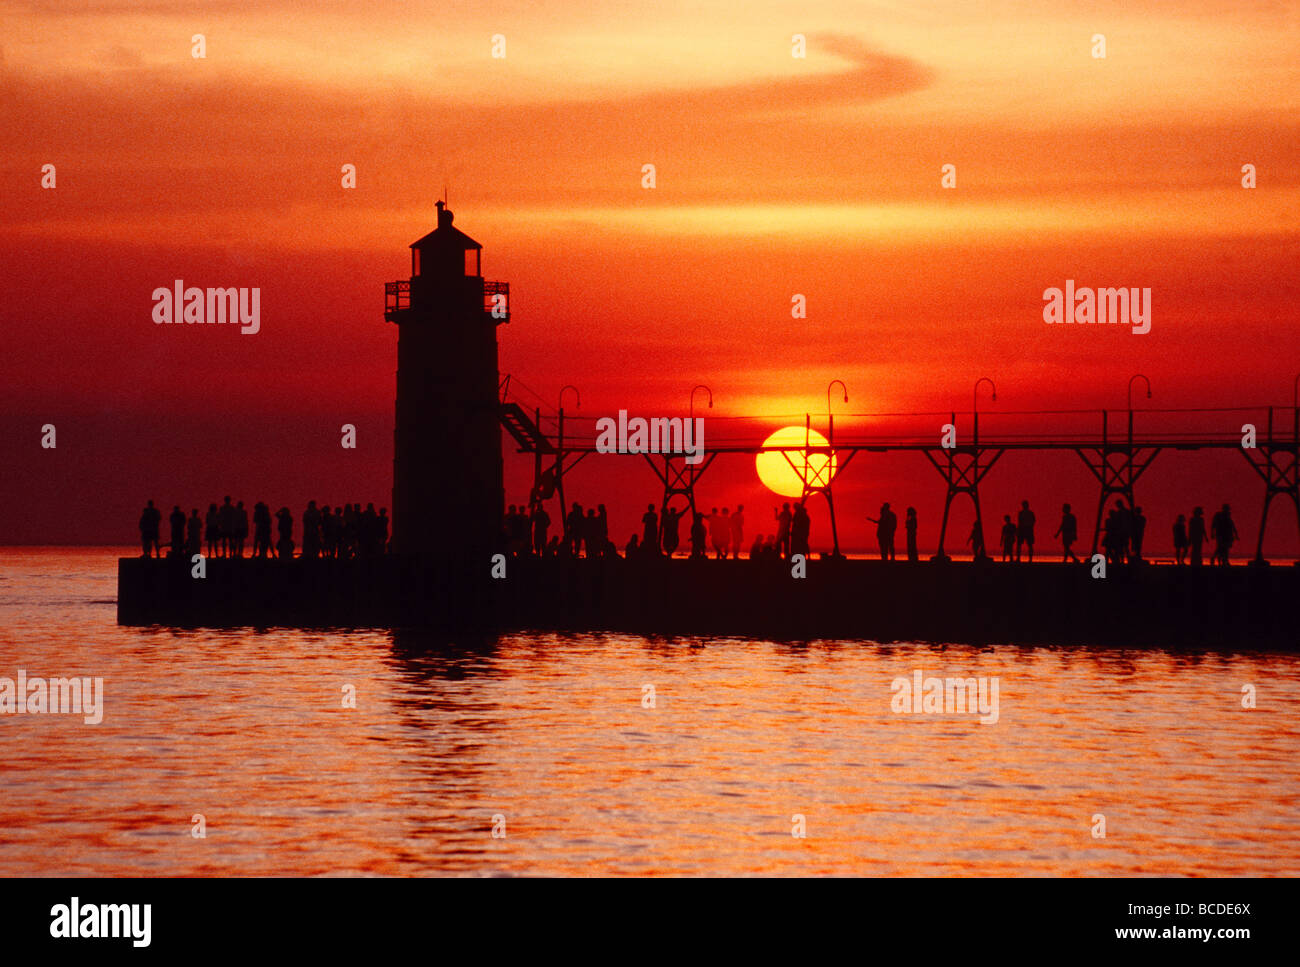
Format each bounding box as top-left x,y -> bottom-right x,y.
755,426 -> 837,498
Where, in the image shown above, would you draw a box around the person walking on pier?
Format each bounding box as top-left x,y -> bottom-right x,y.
642,504 -> 659,555
1173,513 -> 1189,565
661,506 -> 681,557
235,500 -> 249,558
320,505 -> 337,558
1131,506 -> 1147,562
275,506 -> 294,559
186,509 -> 202,557
775,503 -> 793,558
139,500 -> 161,557
303,501 -> 321,559
168,505 -> 186,558
361,503 -> 379,556
1102,501 -> 1128,564
791,503 -> 811,557
690,513 -> 708,559
1015,500 -> 1036,562
565,502 -> 584,556
867,502 -> 897,561
905,507 -> 918,561
730,505 -> 745,559
998,515 -> 1015,561
709,507 -> 730,559
1188,506 -> 1207,566
341,504 -> 358,559
204,503 -> 219,559
1113,500 -> 1133,564
532,504 -> 551,556
218,496 -> 236,559
253,501 -> 272,558
1211,503 -> 1238,566
1054,503 -> 1079,562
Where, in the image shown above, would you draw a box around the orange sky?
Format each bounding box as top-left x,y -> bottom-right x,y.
2,1 -> 1298,549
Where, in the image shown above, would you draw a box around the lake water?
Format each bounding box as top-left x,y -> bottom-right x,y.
1,547 -> 1297,876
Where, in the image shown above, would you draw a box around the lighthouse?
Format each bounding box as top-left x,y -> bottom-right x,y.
384,202 -> 509,560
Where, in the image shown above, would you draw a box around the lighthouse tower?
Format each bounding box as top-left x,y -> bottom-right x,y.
384,202 -> 508,560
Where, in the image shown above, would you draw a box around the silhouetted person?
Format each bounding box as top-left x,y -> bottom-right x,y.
186,509 -> 202,557
275,506 -> 294,558
775,503 -> 793,558
1054,503 -> 1079,562
905,507 -> 918,561
750,534 -> 765,559
342,503 -> 358,559
709,507 -> 729,559
532,504 -> 551,556
303,501 -> 321,559
642,504 -> 659,553
378,507 -> 389,552
218,496 -> 236,558
204,503 -> 219,558
566,502 -> 584,556
1188,507 -> 1207,566
253,501 -> 272,558
1015,500 -> 1035,562
1173,513 -> 1188,565
138,500 -> 161,558
357,502 -> 375,556
625,533 -> 640,558
999,515 -> 1015,561
168,505 -> 186,557
1112,499 -> 1132,564
320,505 -> 337,558
730,505 -> 745,559
1131,506 -> 1147,562
1211,503 -> 1238,566
234,500 -> 249,558
967,517 -> 982,564
868,502 -> 897,560
661,506 -> 681,557
583,508 -> 600,558
1101,508 -> 1119,564
790,503 -> 811,557
690,513 -> 707,558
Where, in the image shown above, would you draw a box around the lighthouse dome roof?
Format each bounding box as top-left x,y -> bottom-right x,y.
410,202 -> 482,251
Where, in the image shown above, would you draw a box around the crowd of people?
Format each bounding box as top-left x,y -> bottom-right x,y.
968,498 -> 1240,566
1172,504 -> 1240,566
141,494 -> 1245,566
501,500 -> 826,561
499,495 -> 1246,566
137,498 -> 389,560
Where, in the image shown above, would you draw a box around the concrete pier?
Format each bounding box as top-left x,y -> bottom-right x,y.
117,556 -> 1299,650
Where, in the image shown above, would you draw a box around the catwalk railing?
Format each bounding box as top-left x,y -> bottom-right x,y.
497,389 -> 1300,563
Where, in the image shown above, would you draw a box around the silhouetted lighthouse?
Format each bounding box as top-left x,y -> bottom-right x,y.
385,202 -> 509,559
